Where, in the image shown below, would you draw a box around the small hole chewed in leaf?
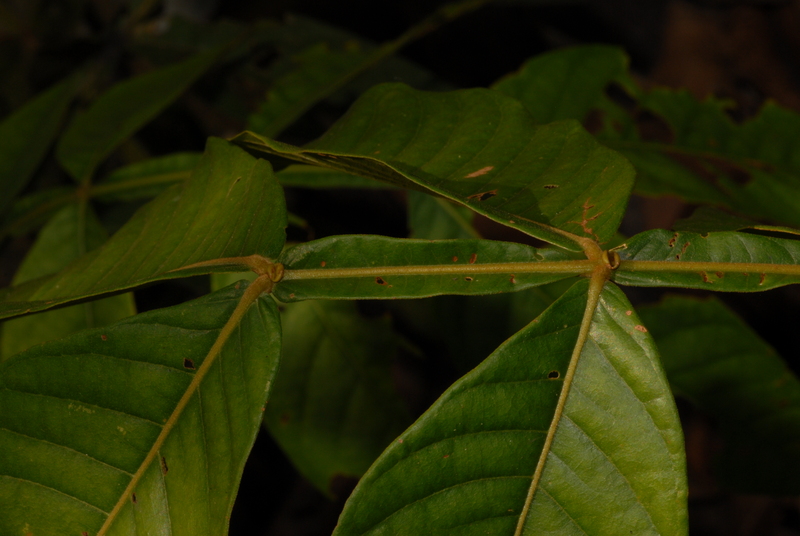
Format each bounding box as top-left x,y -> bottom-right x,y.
543,184 -> 559,189
467,190 -> 497,202
375,277 -> 388,285
183,358 -> 195,370
131,492 -> 137,504
464,277 -> 474,282
548,370 -> 560,379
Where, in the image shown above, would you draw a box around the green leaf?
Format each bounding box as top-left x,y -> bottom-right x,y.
93,152 -> 202,202
639,295 -> 800,494
275,235 -> 582,301
56,48 -> 221,183
672,206 -> 800,237
276,164 -> 393,189
615,229 -> 800,291
492,44 -> 636,125
0,279 -> 281,535
264,300 -> 410,497
0,138 -> 286,321
233,83 -> 635,250
408,190 -> 480,240
1,204 -> 135,359
0,75 -> 76,215
247,42 -> 370,138
333,279 -> 687,536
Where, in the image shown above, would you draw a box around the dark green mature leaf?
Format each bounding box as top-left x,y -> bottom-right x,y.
1,204 -> 135,359
639,295 -> 800,494
247,43 -> 369,138
672,206 -> 800,237
333,279 -> 687,536
614,229 -> 800,291
0,138 -> 286,320
56,48 -> 221,183
234,83 -> 635,250
0,280 -> 281,535
275,235 -> 582,301
264,300 -> 409,497
492,44 -> 635,125
276,164 -> 392,189
0,75 -> 76,214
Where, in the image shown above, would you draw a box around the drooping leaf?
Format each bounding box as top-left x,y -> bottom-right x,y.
56,48 -> 221,183
276,164 -> 393,189
639,295 -> 800,495
0,280 -> 281,535
1,204 -> 135,359
333,279 -> 687,536
233,83 -> 636,250
264,300 -> 410,497
92,152 -> 202,202
0,75 -> 76,215
615,229 -> 800,291
275,235 -> 583,301
0,138 -> 286,321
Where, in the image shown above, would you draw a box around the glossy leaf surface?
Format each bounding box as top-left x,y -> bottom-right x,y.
1,204 -> 135,359
0,138 -> 286,320
56,48 -> 220,183
94,152 -> 202,202
334,279 -> 687,536
615,230 -> 800,291
0,281 -> 281,535
234,83 -> 635,250
275,235 -> 580,301
0,75 -> 76,214
639,295 -> 800,494
264,300 -> 409,496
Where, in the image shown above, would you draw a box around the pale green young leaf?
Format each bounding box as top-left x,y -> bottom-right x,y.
0,280 -> 281,536
1,204 -> 135,359
639,295 -> 800,495
233,83 -> 635,250
0,138 -> 286,321
333,279 -> 687,536
264,300 -> 410,497
56,48 -> 221,183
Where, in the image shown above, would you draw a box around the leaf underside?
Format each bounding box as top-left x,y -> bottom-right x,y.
333,279 -> 687,536
0,282 -> 281,536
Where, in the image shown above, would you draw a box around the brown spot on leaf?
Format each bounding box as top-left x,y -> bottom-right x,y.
452,256 -> 458,262
548,370 -> 560,379
567,198 -> 602,241
509,274 -> 516,284
464,165 -> 494,178
375,276 -> 388,285
398,439 -> 404,443
759,273 -> 766,285
469,253 -> 477,264
700,272 -> 713,284
544,184 -> 559,189
467,190 -> 497,201
131,492 -> 137,504
625,310 -> 632,316
289,293 -> 295,299
676,241 -> 690,260
183,358 -> 195,370
100,334 -> 107,341
668,233 -> 678,248
443,454 -> 450,459
715,272 -> 724,279
160,456 -> 168,475
634,325 -> 648,332
280,413 -> 291,424
320,261 -> 326,267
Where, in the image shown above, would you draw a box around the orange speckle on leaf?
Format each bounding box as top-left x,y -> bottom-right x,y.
634,325 -> 648,332
625,310 -> 632,316
469,253 -> 477,264
452,256 -> 458,262
320,261 -> 326,267
100,334 -> 108,341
